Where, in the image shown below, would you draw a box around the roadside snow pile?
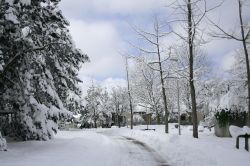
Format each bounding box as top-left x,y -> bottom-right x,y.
117,125 -> 250,166
0,132 -> 7,151
229,125 -> 250,138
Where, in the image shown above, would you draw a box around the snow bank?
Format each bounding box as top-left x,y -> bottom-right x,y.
0,132 -> 7,151
1,126 -> 250,166
116,125 -> 250,166
229,125 -> 250,138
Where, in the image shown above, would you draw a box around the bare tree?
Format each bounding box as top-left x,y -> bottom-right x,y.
168,0 -> 220,138
208,0 -> 250,126
128,17 -> 173,133
110,87 -> 130,128
130,59 -> 162,124
85,83 -> 102,128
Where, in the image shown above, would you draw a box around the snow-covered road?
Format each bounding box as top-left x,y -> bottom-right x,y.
1,125 -> 250,166
0,129 -> 167,166
97,130 -> 169,166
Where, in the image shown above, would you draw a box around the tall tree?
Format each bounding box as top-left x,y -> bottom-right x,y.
129,17 -> 172,133
169,0 -> 219,138
130,59 -> 162,124
209,0 -> 250,126
0,0 -> 88,140
187,0 -> 199,138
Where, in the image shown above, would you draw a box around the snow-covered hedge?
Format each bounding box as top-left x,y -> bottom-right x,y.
215,109 -> 246,127
0,132 -> 7,151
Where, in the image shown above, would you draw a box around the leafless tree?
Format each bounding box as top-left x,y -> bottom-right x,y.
208,0 -> 250,126
110,87 -> 129,128
128,17 -> 173,133
168,0 -> 221,138
130,59 -> 162,124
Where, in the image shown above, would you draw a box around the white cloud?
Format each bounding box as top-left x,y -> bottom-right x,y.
69,20 -> 126,79
221,52 -> 236,71
60,0 -> 166,18
205,39 -> 240,57
78,76 -> 94,96
79,76 -> 127,96
101,77 -> 127,92
59,0 -> 250,87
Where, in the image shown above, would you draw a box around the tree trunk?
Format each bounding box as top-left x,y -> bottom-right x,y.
188,0 -> 198,138
238,0 -> 250,126
152,18 -> 169,133
116,114 -> 119,126
93,107 -> 97,128
157,41 -> 169,133
94,119 -> 97,128
118,116 -> 121,128
157,112 -> 161,124
153,105 -> 160,124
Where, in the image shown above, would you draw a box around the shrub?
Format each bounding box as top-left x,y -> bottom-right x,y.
215,108 -> 246,127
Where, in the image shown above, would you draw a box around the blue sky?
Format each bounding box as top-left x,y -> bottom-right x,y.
59,0 -> 250,93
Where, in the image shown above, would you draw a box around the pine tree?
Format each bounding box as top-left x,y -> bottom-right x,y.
0,0 -> 88,140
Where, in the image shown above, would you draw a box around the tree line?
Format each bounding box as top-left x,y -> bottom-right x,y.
123,0 -> 250,138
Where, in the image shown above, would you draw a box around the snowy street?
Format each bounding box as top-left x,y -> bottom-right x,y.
1,125 -> 250,166
1,1 -> 250,166
97,130 -> 168,166
0,128 -> 168,166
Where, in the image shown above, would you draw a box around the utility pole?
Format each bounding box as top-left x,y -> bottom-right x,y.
125,57 -> 133,129
177,79 -> 181,135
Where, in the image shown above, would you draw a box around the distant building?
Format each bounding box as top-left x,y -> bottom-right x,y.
170,104 -> 204,125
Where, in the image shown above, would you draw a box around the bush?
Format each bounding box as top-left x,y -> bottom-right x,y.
215,108 -> 246,127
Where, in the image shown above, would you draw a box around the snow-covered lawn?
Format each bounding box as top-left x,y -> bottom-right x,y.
0,130 -> 120,166
115,125 -> 250,166
1,124 -> 250,166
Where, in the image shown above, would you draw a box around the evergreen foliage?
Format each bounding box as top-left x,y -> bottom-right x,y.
0,0 -> 88,140
215,109 -> 246,127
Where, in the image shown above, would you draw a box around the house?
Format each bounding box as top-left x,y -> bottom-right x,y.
170,104 -> 204,125
111,112 -> 126,127
133,105 -> 147,125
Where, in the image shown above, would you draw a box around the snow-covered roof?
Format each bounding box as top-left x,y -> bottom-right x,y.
134,105 -> 146,113
72,114 -> 82,120
172,104 -> 189,114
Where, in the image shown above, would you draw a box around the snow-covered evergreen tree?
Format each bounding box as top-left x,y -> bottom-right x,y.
0,0 -> 88,140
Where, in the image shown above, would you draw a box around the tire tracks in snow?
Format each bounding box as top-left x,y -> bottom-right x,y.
123,136 -> 169,166
96,130 -> 169,166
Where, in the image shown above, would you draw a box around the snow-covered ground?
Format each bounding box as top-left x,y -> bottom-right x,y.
0,124 -> 250,166
116,125 -> 250,166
